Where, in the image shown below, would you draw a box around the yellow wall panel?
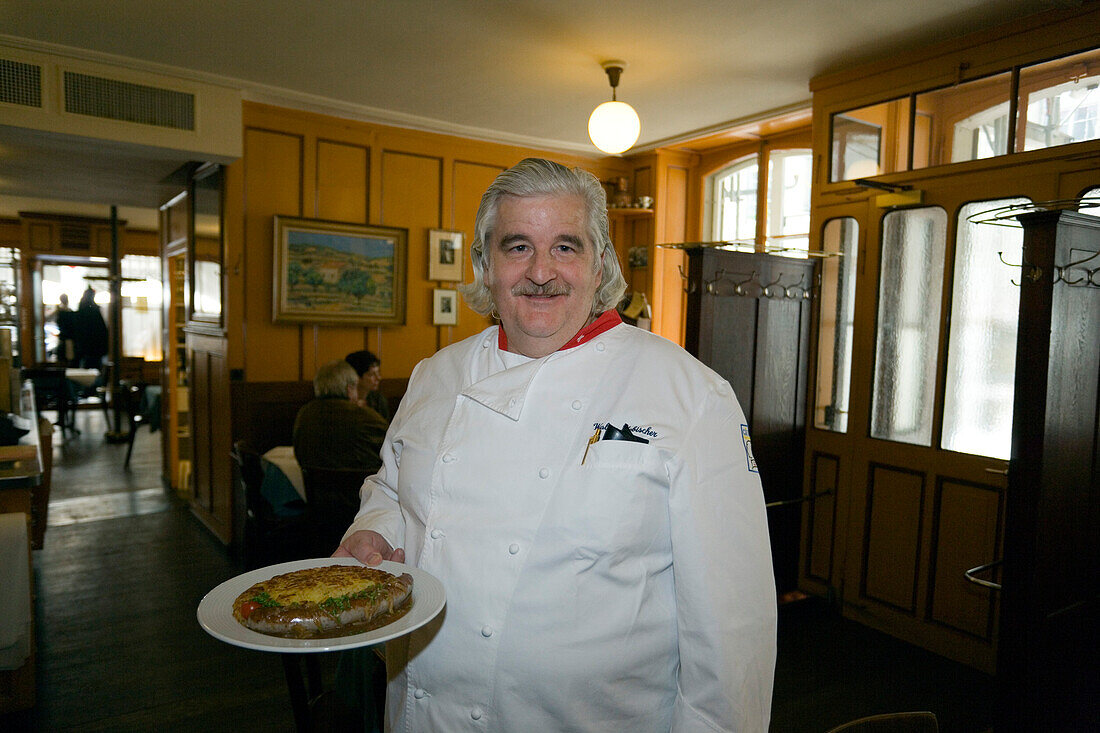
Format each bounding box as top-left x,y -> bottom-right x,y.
380,150 -> 442,376
450,160 -> 503,347
307,139 -> 373,378
316,140 -> 369,223
243,127 -> 303,381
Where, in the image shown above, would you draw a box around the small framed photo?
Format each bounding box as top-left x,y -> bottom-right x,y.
433,288 -> 458,326
428,229 -> 464,281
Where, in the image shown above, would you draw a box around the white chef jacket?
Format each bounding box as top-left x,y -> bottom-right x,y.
345,322 -> 776,732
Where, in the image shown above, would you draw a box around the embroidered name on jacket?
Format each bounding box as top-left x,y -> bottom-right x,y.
593,422 -> 660,440
741,424 -> 758,473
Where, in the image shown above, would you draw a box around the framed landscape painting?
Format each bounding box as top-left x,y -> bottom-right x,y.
273,216 -> 407,325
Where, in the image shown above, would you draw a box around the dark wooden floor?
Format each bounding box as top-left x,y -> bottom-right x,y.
2,408 -> 997,732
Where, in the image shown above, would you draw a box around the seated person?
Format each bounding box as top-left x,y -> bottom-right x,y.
345,349 -> 389,422
293,359 -> 388,473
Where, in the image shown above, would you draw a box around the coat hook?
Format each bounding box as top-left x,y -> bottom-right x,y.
997,250 -> 1042,286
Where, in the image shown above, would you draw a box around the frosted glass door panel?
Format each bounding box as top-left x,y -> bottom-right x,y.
871,207 -> 947,445
941,198 -> 1029,459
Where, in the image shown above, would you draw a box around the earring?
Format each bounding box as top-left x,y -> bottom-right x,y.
490,309 -> 500,321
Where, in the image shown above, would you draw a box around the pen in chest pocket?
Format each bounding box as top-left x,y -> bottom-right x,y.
581,427 -> 601,465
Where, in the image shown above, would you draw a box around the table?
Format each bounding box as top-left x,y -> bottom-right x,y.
261,446 -> 305,516
63,368 -> 100,389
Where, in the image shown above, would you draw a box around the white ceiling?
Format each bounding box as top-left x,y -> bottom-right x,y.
0,0 -> 1066,227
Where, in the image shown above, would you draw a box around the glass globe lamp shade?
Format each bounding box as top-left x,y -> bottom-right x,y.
588,100 -> 640,154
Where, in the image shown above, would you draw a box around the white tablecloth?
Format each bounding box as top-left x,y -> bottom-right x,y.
64,368 -> 100,388
262,445 -> 304,500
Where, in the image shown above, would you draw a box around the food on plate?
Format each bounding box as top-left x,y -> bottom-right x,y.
233,564 -> 413,638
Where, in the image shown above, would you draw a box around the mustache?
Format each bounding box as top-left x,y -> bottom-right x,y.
511,283 -> 572,297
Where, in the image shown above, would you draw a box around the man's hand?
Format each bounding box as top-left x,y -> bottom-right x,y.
333,529 -> 406,566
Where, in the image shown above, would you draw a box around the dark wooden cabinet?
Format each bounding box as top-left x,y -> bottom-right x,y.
997,210 -> 1099,730
683,247 -> 815,594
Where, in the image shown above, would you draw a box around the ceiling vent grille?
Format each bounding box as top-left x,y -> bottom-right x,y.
0,58 -> 43,108
63,71 -> 195,130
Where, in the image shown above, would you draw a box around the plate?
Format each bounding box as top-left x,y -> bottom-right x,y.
197,557 -> 445,653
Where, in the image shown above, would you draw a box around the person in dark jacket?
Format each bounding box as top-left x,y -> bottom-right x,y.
72,286 -> 108,369
293,359 -> 388,472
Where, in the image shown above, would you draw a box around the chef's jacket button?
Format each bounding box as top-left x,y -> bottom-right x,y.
508,543 -> 520,555
414,688 -> 427,699
430,528 -> 443,540
538,467 -> 550,479
596,342 -> 606,352
508,397 -> 516,407
571,399 -> 582,411
442,453 -> 456,463
471,707 -> 483,720
481,625 -> 493,637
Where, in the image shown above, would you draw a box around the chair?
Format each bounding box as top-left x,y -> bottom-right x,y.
230,440 -> 310,569
21,366 -> 77,436
117,381 -> 148,468
299,465 -> 372,557
825,711 -> 939,733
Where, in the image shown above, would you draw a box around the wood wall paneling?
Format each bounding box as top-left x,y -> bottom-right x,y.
309,139 -> 373,376
451,161 -> 504,346
380,150 -> 442,376
188,333 -> 231,543
315,140 -> 369,223
807,451 -> 839,583
243,128 -> 304,381
929,478 -> 1000,639
862,464 -> 925,613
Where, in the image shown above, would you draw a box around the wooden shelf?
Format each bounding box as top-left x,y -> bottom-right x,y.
608,207 -> 654,217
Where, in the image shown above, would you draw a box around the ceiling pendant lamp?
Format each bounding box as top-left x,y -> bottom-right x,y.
588,60 -> 640,155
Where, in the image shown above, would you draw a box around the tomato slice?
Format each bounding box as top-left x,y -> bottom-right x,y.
240,601 -> 260,619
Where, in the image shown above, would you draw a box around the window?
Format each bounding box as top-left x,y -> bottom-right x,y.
708,156 -> 758,245
121,255 -> 163,361
941,198 -> 1029,459
1019,48 -> 1100,152
870,207 -> 947,446
814,217 -> 859,432
914,71 -> 1014,165
706,149 -> 812,255
766,150 -> 812,254
829,97 -> 911,181
826,45 -> 1100,178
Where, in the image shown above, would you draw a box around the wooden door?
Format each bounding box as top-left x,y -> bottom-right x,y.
798,169 -> 1085,672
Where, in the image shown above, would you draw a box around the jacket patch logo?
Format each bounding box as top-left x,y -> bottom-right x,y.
741,425 -> 758,473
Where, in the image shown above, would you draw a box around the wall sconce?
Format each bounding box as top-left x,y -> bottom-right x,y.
588,60 -> 640,155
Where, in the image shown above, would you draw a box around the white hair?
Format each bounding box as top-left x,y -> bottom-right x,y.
458,158 -> 627,317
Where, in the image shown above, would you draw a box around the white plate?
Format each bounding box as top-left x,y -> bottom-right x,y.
197,557 -> 445,653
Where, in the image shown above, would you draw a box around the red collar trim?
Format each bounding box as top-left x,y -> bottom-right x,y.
498,309 -> 622,353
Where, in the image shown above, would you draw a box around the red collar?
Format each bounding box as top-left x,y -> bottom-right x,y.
498,309 -> 622,353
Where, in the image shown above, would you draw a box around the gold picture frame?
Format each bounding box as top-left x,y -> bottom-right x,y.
432,288 -> 458,326
428,229 -> 464,282
273,215 -> 407,325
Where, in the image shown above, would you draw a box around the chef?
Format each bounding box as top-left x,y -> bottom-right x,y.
336,158 -> 776,732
